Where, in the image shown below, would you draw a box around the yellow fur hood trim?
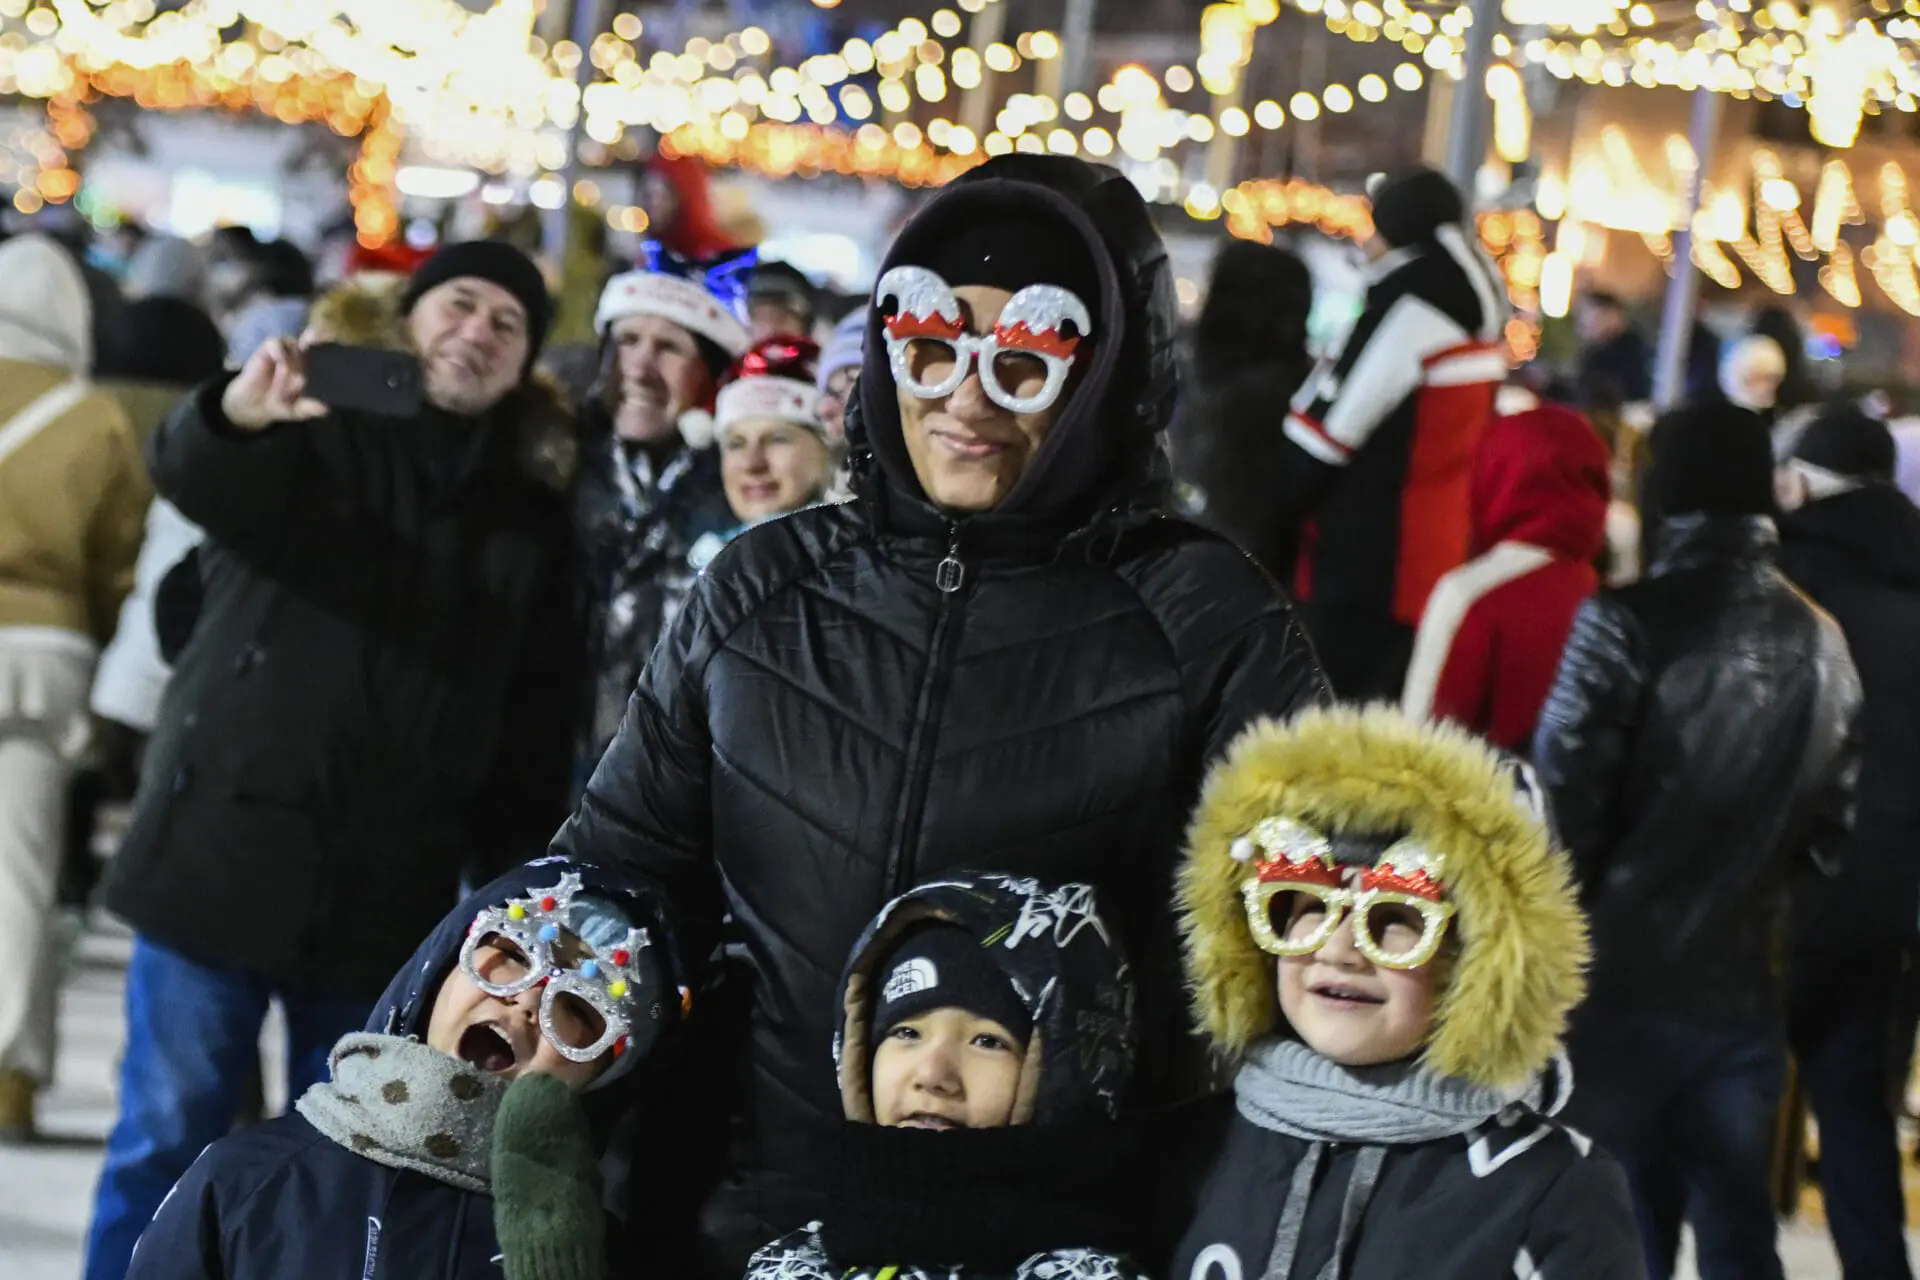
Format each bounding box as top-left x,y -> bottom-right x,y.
1177,705 -> 1589,1089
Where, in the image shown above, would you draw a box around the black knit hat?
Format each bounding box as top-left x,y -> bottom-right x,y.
1794,405 -> 1896,483
402,240 -> 552,362
922,213 -> 1101,315
1643,400 -> 1776,518
1368,167 -> 1466,248
870,922 -> 1033,1045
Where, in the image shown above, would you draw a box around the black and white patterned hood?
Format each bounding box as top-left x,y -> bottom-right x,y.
832,872 -> 1136,1126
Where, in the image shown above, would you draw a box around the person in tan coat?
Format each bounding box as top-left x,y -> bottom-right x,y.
0,233 -> 150,1140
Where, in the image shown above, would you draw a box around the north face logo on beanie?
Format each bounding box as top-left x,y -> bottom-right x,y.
884,958 -> 939,1004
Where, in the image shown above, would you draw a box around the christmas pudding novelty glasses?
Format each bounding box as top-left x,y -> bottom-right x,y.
874,265 -> 1092,415
459,872 -> 654,1063
1232,818 -> 1457,970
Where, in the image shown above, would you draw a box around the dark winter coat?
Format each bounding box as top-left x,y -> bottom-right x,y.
102,381 -> 586,999
1156,1089 -> 1640,1280
1778,485 -> 1920,946
1169,356 -> 1314,583
123,857 -> 692,1280
1577,328 -> 1655,405
1533,515 -> 1862,1023
745,875 -> 1147,1280
550,155 -> 1329,1273
573,416 -> 734,774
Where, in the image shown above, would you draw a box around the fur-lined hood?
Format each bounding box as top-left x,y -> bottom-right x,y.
1178,706 -> 1588,1090
309,277 -> 577,493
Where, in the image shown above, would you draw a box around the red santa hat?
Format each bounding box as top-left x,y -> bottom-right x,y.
714,336 -> 826,444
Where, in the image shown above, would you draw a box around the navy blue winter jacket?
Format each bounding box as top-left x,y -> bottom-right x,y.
125,857 -> 689,1280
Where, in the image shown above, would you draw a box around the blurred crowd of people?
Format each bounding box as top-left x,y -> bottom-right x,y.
0,154 -> 1913,1280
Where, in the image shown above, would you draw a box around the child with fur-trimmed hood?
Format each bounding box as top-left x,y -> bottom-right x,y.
746,873 -> 1148,1280
1160,707 -> 1642,1280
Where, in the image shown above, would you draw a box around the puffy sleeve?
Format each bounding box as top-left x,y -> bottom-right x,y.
547,554 -> 728,977
146,377 -> 318,559
1168,542 -> 1331,767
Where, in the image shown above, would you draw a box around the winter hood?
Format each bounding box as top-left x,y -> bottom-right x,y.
366,856 -> 694,1130
1179,706 -> 1589,1090
1782,482 -> 1920,592
0,234 -> 91,374
1470,404 -> 1611,559
833,873 -> 1136,1126
850,154 -> 1178,523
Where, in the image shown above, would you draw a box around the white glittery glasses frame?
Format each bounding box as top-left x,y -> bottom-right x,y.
874,264 -> 1094,415
458,890 -> 650,1064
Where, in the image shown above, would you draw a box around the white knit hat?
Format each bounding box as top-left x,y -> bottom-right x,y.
715,375 -> 824,442
595,269 -> 751,357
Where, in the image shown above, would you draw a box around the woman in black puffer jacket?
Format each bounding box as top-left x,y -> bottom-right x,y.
551,154 -> 1329,1276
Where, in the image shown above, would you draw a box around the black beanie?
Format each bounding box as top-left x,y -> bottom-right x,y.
921,214 -> 1100,319
1368,167 -> 1466,248
1794,405 -> 1896,483
402,241 -> 553,362
1643,401 -> 1776,518
871,923 -> 1033,1044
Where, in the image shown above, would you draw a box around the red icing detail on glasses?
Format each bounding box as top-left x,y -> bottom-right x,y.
1254,853 -> 1343,887
884,311 -> 966,341
1359,866 -> 1446,901
993,320 -> 1081,359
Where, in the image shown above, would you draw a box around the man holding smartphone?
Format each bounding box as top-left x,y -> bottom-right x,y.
84,241 -> 586,1280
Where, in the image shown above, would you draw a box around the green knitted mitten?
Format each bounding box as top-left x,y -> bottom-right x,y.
492,1072 -> 607,1280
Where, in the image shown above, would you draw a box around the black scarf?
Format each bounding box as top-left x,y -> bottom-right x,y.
816,1118 -> 1144,1274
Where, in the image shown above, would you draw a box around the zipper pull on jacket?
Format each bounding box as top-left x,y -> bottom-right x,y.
936,524 -> 966,593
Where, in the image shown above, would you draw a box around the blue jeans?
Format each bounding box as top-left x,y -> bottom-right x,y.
1565,1007 -> 1787,1280
83,937 -> 371,1280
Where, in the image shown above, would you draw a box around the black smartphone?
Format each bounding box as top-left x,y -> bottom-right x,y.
302,343 -> 425,417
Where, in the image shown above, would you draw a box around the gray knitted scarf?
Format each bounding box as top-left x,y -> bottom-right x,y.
296,1032 -> 509,1194
1233,1037 -> 1540,1280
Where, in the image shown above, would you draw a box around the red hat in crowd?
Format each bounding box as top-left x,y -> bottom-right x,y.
714,336 -> 826,444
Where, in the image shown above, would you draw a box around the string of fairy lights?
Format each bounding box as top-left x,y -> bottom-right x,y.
2,0 -> 1920,326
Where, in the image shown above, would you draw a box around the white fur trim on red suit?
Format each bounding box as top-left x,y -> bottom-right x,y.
596,270 -> 750,356
715,376 -> 824,441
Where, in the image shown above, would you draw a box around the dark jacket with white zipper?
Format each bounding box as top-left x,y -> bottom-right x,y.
551,155 -> 1330,1274
1157,1090 -> 1643,1280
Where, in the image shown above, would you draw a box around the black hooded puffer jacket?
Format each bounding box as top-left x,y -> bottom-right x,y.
125,857 -> 694,1280
747,874 -> 1147,1280
551,155 -> 1328,1273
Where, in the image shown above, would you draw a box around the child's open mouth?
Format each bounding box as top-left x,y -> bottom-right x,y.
1308,982 -> 1385,1008
897,1113 -> 964,1131
456,1022 -> 520,1074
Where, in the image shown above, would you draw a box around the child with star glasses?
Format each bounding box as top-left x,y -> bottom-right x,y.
457,872 -> 656,1067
